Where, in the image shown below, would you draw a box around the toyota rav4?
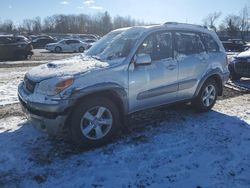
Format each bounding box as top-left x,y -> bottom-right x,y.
18,23 -> 229,148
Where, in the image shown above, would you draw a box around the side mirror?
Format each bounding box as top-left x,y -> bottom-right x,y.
135,53 -> 152,66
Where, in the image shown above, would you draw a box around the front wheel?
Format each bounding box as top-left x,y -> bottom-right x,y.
55,46 -> 62,53
70,96 -> 120,148
79,46 -> 85,52
193,79 -> 218,112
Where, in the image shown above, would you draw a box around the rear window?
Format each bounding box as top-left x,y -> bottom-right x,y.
175,32 -> 205,55
201,33 -> 219,52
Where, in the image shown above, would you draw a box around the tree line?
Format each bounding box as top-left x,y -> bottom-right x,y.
202,5 -> 250,40
0,11 -> 145,36
1,5 -> 250,39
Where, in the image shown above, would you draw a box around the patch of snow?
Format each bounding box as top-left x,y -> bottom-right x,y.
0,94 -> 250,187
0,67 -> 31,106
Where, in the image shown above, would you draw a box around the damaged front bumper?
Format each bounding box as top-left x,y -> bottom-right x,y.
18,83 -> 72,136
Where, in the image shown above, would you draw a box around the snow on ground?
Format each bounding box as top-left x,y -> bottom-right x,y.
0,67 -> 31,106
0,94 -> 249,188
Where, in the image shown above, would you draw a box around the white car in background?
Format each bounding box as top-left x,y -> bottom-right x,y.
45,39 -> 88,53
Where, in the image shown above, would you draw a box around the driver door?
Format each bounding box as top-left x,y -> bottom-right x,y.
128,31 -> 178,112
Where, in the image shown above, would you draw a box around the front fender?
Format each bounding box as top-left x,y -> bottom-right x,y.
68,82 -> 129,115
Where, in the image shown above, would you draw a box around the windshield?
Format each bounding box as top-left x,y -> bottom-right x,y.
58,39 -> 65,44
86,27 -> 145,61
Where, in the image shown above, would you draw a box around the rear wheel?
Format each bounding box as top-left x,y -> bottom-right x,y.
193,79 -> 218,112
55,46 -> 62,53
70,96 -> 120,148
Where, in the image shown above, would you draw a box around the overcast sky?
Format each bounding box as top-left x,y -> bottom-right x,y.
0,0 -> 249,25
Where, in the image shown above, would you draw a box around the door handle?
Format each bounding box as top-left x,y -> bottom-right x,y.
166,64 -> 176,70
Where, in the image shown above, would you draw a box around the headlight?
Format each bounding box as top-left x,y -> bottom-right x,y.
55,78 -> 74,93
36,77 -> 74,96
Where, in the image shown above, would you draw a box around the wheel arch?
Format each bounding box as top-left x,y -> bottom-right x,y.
194,69 -> 224,97
64,83 -> 129,128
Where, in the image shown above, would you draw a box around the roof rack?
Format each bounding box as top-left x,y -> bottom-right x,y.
164,22 -> 207,29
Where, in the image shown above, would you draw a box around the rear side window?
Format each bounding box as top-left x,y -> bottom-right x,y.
201,33 -> 219,52
68,40 -> 80,44
175,32 -> 205,55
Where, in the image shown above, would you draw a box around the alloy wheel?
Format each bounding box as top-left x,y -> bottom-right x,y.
80,106 -> 113,140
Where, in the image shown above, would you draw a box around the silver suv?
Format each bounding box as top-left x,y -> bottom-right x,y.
18,23 -> 229,148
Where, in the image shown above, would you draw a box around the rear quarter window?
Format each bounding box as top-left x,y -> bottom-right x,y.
201,33 -> 220,52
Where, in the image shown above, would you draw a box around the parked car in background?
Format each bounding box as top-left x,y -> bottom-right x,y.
228,49 -> 250,80
32,37 -> 56,49
222,39 -> 246,52
18,23 -> 229,148
75,34 -> 99,41
83,39 -> 97,49
45,39 -> 88,53
15,35 -> 31,43
0,35 -> 33,60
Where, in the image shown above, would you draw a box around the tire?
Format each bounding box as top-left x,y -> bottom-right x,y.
55,46 -> 62,53
70,96 -> 120,148
193,79 -> 218,112
79,46 -> 85,52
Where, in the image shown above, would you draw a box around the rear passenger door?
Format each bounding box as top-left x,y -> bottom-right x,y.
174,32 -> 208,100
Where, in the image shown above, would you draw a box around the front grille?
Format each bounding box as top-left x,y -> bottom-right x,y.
235,61 -> 250,76
24,76 -> 36,93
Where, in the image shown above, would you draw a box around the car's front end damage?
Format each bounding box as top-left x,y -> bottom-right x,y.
18,75 -> 74,135
229,51 -> 250,80
17,54 -> 122,136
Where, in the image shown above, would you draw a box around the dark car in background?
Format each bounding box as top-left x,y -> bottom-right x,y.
0,35 -> 33,61
222,39 -> 246,52
32,37 -> 56,49
228,50 -> 250,80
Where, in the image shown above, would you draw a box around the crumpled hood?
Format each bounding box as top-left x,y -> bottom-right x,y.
26,55 -> 109,82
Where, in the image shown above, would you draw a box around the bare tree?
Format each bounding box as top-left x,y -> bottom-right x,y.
22,19 -> 33,34
220,14 -> 241,37
239,6 -> 250,40
203,12 -> 222,31
32,17 -> 42,34
0,20 -> 14,33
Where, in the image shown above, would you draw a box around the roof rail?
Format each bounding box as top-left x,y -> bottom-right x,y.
164,22 -> 207,29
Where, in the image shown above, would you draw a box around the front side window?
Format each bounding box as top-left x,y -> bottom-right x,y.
71,40 -> 80,44
175,32 -> 205,55
137,32 -> 173,61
